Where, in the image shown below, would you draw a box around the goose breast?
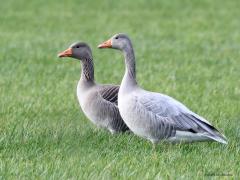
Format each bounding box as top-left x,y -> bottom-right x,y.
77,82 -> 129,132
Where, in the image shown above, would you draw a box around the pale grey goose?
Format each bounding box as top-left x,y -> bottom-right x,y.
98,34 -> 227,145
58,42 -> 129,133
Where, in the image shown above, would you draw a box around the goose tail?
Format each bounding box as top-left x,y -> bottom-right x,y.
190,114 -> 228,144
202,132 -> 228,144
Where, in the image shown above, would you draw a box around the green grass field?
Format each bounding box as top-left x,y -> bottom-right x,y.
0,0 -> 240,179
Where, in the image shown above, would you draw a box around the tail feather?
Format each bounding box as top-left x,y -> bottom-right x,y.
202,133 -> 228,144
190,115 -> 228,144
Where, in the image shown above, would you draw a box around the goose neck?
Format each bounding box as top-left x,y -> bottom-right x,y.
80,58 -> 95,83
122,46 -> 137,85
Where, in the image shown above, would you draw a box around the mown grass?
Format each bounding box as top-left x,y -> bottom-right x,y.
0,0 -> 240,179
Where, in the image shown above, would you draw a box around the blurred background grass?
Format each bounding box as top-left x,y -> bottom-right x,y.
0,0 -> 240,179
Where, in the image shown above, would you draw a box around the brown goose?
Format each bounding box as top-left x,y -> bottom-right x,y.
58,42 -> 129,133
98,34 -> 227,145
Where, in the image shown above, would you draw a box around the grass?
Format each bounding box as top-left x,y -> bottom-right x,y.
0,0 -> 240,179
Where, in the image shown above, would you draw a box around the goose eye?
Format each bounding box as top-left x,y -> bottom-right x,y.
115,37 -> 119,39
76,46 -> 80,48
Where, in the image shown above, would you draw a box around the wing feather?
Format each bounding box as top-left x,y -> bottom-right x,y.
137,90 -> 226,142
98,85 -> 129,132
99,85 -> 119,105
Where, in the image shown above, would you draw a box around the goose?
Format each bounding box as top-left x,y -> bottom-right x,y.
98,34 -> 227,146
58,42 -> 129,134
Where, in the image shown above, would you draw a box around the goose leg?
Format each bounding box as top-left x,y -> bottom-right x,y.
151,142 -> 158,160
151,139 -> 159,150
109,129 -> 117,135
152,143 -> 156,151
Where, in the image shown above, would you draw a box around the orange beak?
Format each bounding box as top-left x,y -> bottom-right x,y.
98,39 -> 112,48
58,48 -> 73,58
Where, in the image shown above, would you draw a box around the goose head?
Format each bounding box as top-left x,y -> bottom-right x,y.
98,33 -> 132,51
58,42 -> 92,60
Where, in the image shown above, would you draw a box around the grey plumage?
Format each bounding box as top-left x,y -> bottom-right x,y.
58,42 -> 129,133
98,33 -> 227,144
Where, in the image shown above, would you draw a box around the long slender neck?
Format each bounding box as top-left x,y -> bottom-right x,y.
80,58 -> 94,82
122,45 -> 137,86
